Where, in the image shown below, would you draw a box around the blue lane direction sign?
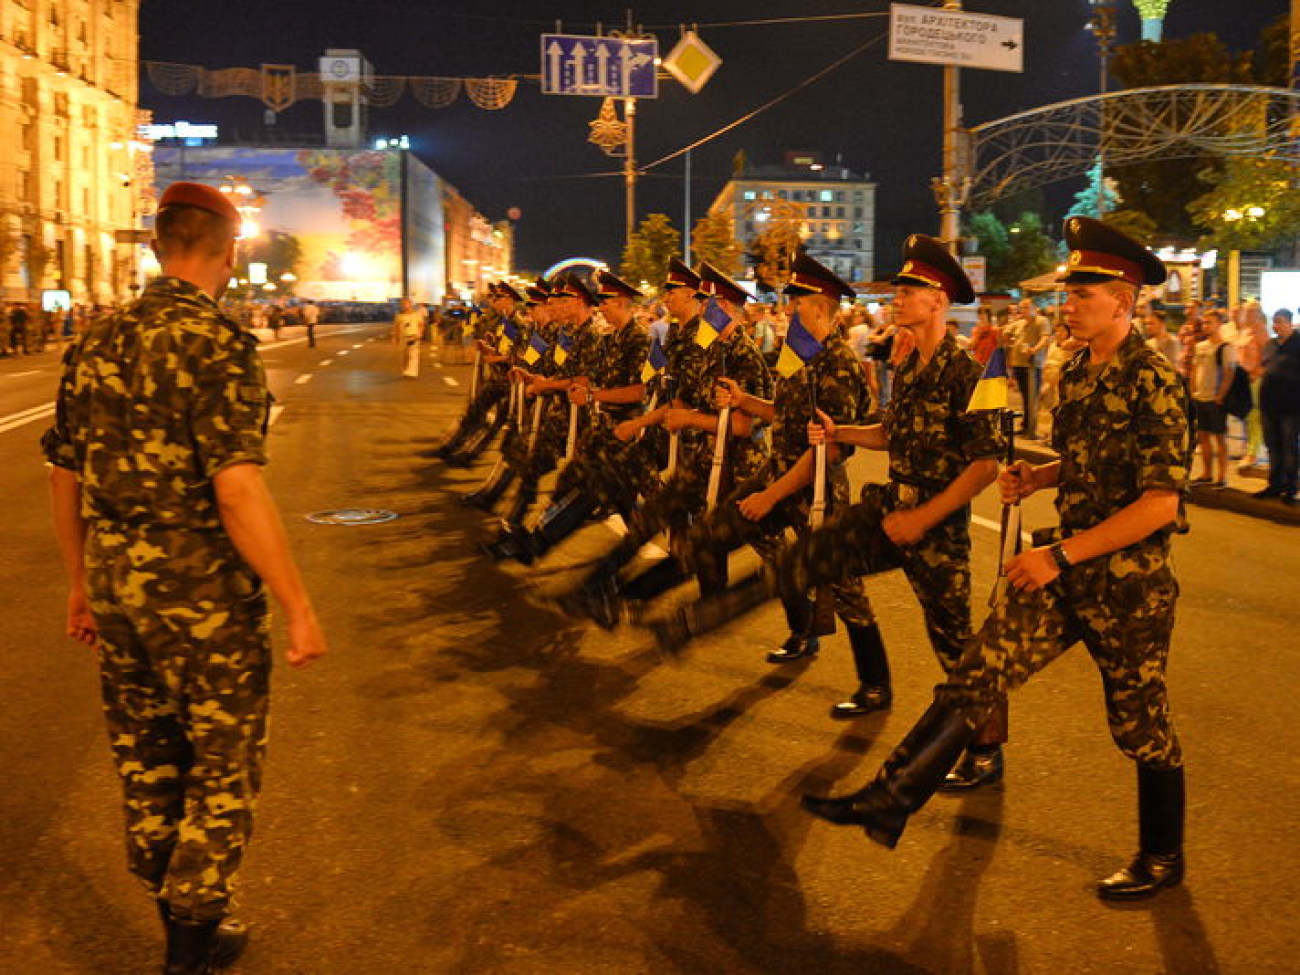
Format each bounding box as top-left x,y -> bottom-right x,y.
541,34 -> 658,98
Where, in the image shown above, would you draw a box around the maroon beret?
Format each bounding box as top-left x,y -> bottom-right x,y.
158,181 -> 241,226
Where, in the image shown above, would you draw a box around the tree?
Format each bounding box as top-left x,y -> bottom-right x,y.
619,213 -> 680,291
238,231 -> 304,298
745,202 -> 804,292
691,211 -> 742,275
1189,155 -> 1300,254
1065,161 -> 1121,220
1107,33 -> 1258,237
965,210 -> 1057,292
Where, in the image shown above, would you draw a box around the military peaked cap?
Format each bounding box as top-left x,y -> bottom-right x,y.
663,257 -> 703,293
525,277 -> 552,304
596,270 -> 644,300
157,181 -> 241,227
495,281 -> 525,303
784,252 -> 856,302
1060,216 -> 1167,287
891,234 -> 975,305
552,272 -> 598,304
698,261 -> 751,305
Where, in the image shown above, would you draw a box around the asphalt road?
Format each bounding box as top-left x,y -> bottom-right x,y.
2,325 -> 1298,975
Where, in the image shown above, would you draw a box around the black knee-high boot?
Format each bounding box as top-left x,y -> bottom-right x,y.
513,489 -> 600,565
620,556 -> 690,601
1097,765 -> 1185,900
830,622 -> 893,718
484,480 -> 538,559
461,459 -> 516,511
941,696 -> 1008,791
767,594 -> 821,663
802,700 -> 975,848
650,569 -> 777,654
444,419 -> 498,467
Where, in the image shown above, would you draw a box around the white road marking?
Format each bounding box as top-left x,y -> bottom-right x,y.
294,374 -> 313,385
0,401 -> 55,433
336,349 -> 349,356
5,370 -> 40,378
352,343 -> 363,349
318,359 -> 332,366
442,376 -> 459,387
269,405 -> 286,426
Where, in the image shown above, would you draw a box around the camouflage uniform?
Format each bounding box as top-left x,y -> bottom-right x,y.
41,277 -> 273,922
683,330 -> 875,625
779,331 -> 1004,669
940,327 -> 1190,768
442,307 -> 518,450
553,319 -> 651,505
622,321 -> 773,550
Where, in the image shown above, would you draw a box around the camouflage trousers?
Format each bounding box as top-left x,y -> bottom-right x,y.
683,463 -> 875,627
86,529 -> 271,922
779,481 -> 972,671
939,531 -> 1182,769
554,414 -> 660,514
448,376 -> 509,439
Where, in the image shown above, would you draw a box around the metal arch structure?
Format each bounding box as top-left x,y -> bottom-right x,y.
965,85 -> 1300,210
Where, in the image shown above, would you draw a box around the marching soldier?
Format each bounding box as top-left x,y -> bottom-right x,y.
492,269 -> 651,562
648,254 -> 881,666
481,272 -> 604,550
802,217 -> 1192,902
559,260 -> 772,626
434,281 -> 528,467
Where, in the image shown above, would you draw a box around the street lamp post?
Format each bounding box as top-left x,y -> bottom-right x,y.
1087,0 -> 1118,217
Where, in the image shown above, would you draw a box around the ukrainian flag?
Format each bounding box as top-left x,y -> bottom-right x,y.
965,346 -> 1010,412
553,331 -> 573,367
695,299 -> 729,350
497,317 -> 520,355
775,313 -> 823,379
640,337 -> 667,383
524,332 -> 548,366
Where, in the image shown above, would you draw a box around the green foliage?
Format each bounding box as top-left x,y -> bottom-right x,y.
1066,162 -> 1122,221
745,207 -> 804,292
1107,33 -> 1258,237
965,211 -> 1058,292
619,213 -> 681,291
1103,209 -> 1159,244
691,211 -> 742,276
237,231 -> 303,298
1254,15 -> 1290,86
1189,156 -> 1300,253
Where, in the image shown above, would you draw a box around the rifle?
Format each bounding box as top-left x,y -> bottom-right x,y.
468,348 -> 481,402
565,397 -> 579,461
990,409 -> 1023,607
808,384 -> 837,637
527,394 -> 546,454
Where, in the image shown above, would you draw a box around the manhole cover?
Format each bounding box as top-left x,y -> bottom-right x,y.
306,508 -> 399,525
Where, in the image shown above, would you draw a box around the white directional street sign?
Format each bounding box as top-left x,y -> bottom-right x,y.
889,4 -> 1023,74
541,34 -> 658,98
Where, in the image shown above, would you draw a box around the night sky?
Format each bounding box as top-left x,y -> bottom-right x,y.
139,0 -> 1290,273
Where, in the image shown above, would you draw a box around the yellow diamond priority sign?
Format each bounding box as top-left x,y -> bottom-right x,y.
662,31 -> 721,94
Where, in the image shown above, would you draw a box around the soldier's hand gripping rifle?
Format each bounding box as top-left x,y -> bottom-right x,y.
705,354 -> 731,511
565,385 -> 581,461
990,409 -> 1024,607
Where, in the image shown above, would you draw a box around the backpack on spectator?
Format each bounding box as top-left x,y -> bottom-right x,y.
1215,344 -> 1253,419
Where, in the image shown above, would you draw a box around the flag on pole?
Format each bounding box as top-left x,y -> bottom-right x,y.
695,298 -> 729,350
774,313 -> 823,379
553,330 -> 573,367
523,332 -> 548,365
965,346 -> 1010,412
640,337 -> 668,383
497,317 -> 520,355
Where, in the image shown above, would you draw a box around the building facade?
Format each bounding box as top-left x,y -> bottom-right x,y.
709,151 -> 876,286
0,0 -> 147,304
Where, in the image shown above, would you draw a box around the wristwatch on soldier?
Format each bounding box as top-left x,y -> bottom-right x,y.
1048,541 -> 1073,573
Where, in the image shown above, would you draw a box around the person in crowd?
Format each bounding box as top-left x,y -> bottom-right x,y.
1144,308 -> 1180,366
1005,298 -> 1048,437
1176,300 -> 1203,383
42,181 -> 327,974
1235,301 -> 1269,471
1190,308 -> 1235,486
395,297 -> 424,378
1256,308 -> 1300,503
300,299 -> 320,348
970,305 -> 1000,366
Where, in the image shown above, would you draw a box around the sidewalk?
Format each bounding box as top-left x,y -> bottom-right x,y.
1014,434 -> 1300,527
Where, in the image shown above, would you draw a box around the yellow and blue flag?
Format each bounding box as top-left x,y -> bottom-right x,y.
640,337 -> 668,383
497,317 -> 520,355
695,298 -> 729,350
553,330 -> 573,367
523,332 -> 548,366
775,313 -> 823,379
965,346 -> 1010,411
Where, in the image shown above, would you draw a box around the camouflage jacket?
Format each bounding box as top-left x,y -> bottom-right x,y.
1052,326 -> 1190,538
41,276 -> 270,534
690,327 -> 773,472
771,330 -> 872,472
884,331 -> 1004,491
593,321 -> 651,422
664,315 -> 710,407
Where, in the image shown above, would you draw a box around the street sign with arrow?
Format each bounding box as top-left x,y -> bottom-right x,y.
888,3 -> 1023,73
541,34 -> 658,97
